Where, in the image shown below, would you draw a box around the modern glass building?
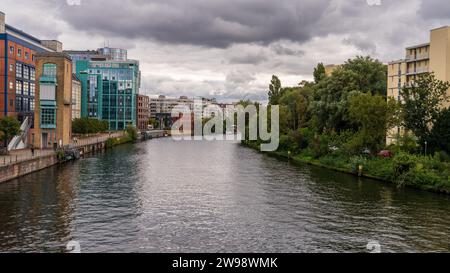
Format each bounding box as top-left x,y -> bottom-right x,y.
74,57 -> 141,131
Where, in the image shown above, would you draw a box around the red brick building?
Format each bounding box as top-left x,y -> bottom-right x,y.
0,11 -> 60,123
136,94 -> 150,131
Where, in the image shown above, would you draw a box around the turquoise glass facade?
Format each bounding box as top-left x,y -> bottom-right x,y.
39,63 -> 57,129
75,59 -> 140,131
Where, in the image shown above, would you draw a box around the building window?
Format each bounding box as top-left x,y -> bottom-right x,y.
18,49 -> 22,57
41,108 -> 56,127
23,82 -> 30,95
30,99 -> 35,111
25,52 -> 29,60
9,46 -> 14,55
43,63 -> 57,77
16,81 -> 22,95
23,66 -> 30,80
15,97 -> 22,112
30,83 -> 35,97
9,81 -> 13,90
16,63 -> 23,78
9,64 -> 14,72
30,68 -> 36,81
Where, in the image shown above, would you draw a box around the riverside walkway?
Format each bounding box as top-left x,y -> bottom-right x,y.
0,132 -> 125,167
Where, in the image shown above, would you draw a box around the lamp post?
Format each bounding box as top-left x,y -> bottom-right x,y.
424,141 -> 428,156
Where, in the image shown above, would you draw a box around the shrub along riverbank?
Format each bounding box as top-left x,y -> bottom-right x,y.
243,140 -> 450,194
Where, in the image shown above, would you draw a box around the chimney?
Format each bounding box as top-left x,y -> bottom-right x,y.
41,40 -> 63,52
0,11 -> 5,34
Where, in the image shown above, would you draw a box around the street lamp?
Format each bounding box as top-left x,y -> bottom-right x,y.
425,141 -> 428,156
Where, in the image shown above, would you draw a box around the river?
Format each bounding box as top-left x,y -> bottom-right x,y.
1,138 -> 450,253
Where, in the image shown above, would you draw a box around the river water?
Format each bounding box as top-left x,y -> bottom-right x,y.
0,138 -> 450,253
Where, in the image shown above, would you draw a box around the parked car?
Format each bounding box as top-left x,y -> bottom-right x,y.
378,150 -> 393,158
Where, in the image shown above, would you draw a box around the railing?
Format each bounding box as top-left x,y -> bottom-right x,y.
0,149 -> 55,166
0,132 -> 126,167
406,54 -> 429,61
73,132 -> 125,147
406,67 -> 429,75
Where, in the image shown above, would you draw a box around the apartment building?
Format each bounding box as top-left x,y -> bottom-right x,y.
136,94 -> 150,131
387,26 -> 450,143
0,11 -> 61,123
68,48 -> 141,131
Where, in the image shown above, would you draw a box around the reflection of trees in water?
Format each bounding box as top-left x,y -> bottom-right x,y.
257,154 -> 450,252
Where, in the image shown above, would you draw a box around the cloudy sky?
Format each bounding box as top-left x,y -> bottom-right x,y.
2,0 -> 450,101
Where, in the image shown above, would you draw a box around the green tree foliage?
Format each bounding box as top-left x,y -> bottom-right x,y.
348,93 -> 400,154
278,87 -> 312,132
313,63 -> 326,83
0,116 -> 21,152
400,73 -> 450,148
268,75 -> 282,105
342,56 -> 387,96
429,108 -> 450,153
72,118 -> 109,134
310,56 -> 388,133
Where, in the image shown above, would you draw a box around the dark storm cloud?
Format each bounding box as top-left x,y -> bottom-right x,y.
60,0 -> 332,48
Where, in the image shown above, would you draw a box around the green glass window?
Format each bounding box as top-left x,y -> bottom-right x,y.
43,63 -> 57,77
41,108 -> 56,128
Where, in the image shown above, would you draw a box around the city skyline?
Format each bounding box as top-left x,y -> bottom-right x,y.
2,0 -> 450,101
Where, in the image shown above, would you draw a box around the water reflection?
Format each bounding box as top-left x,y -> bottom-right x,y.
0,138 -> 450,253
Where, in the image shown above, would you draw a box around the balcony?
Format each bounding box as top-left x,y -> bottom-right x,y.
406,67 -> 429,75
406,53 -> 429,62
39,75 -> 57,84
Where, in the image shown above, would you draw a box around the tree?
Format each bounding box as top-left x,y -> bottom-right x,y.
400,73 -> 450,148
310,68 -> 360,133
268,75 -> 282,105
279,87 -> 311,131
348,93 -> 400,153
343,56 -> 387,96
429,108 -> 450,154
310,56 -> 389,133
313,63 -> 326,83
72,118 -> 109,134
0,116 -> 21,153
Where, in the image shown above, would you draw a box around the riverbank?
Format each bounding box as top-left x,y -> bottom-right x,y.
242,141 -> 450,195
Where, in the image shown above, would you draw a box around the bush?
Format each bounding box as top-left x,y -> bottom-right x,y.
349,155 -> 368,174
404,168 -> 443,190
365,158 -> 394,181
106,135 -> 133,148
73,118 -> 109,134
126,125 -> 138,141
388,134 -> 420,154
342,133 -> 366,156
309,134 -> 330,159
393,152 -> 416,176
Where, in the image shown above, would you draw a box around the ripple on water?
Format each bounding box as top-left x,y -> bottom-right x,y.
1,139 -> 450,253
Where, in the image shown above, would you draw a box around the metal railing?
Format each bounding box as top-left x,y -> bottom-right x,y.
0,149 -> 55,166
72,132 -> 125,147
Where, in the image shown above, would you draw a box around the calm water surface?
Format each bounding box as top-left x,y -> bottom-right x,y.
1,138 -> 450,253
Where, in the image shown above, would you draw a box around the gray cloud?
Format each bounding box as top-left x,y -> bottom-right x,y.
3,0 -> 450,102
419,0 -> 450,20
59,0 -> 332,48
